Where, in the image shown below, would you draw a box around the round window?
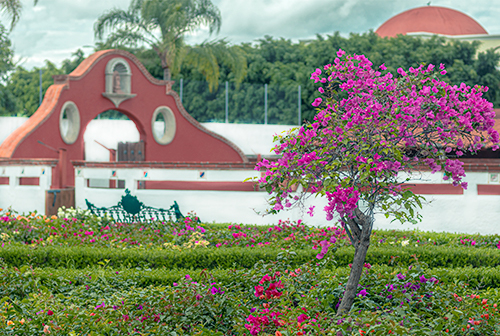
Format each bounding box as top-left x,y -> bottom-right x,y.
59,101 -> 80,144
152,106 -> 176,145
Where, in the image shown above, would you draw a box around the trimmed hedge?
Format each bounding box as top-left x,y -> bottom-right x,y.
1,244 -> 499,270
3,264 -> 500,295
0,245 -> 317,269
340,245 -> 500,268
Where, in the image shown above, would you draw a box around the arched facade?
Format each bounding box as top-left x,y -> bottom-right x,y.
0,49 -> 248,187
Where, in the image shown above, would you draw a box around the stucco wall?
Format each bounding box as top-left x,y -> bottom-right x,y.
1,117 -> 290,160
2,117 -> 500,234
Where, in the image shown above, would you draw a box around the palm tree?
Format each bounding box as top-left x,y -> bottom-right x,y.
94,0 -> 246,91
0,0 -> 38,30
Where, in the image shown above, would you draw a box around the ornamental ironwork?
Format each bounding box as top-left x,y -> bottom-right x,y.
85,189 -> 184,223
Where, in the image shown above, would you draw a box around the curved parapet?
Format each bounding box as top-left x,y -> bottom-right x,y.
0,84 -> 66,158
0,49 -> 248,186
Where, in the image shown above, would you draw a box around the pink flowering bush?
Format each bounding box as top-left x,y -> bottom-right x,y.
0,208 -> 351,253
256,50 -> 499,314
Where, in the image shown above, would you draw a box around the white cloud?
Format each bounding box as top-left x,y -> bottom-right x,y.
1,0 -> 500,70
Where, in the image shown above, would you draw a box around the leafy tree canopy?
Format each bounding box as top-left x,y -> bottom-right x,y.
0,22 -> 15,115
1,49 -> 85,117
2,31 -> 500,123
157,32 -> 500,124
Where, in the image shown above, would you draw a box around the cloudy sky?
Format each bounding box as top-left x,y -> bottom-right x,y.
2,0 -> 500,70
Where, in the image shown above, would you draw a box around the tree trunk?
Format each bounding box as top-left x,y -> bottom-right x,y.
163,67 -> 171,81
336,210 -> 371,315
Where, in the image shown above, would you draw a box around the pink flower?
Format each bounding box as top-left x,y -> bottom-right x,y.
297,314 -> 309,323
307,206 -> 315,217
312,97 -> 322,107
259,274 -> 272,284
358,289 -> 368,297
254,285 -> 264,297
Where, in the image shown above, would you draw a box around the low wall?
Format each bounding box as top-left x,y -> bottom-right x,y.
2,117 -> 500,234
73,164 -> 500,234
0,161 -> 55,214
373,171 -> 500,234
1,161 -> 500,234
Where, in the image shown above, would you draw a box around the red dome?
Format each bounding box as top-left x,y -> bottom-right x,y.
376,6 -> 488,38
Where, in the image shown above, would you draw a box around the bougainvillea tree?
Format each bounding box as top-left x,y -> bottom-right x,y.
255,50 -> 499,314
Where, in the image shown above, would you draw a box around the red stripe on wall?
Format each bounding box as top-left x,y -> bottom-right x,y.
403,183 -> 463,195
0,177 -> 8,185
138,180 -> 259,191
477,184 -> 500,195
19,177 -> 40,186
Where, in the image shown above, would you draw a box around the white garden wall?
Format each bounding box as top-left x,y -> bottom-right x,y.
2,117 -> 500,234
0,164 -> 53,214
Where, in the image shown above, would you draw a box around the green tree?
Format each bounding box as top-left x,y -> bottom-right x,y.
61,49 -> 86,74
0,22 -> 15,115
0,0 -> 38,30
3,50 -> 86,116
94,0 -> 246,91
0,23 -> 13,78
7,61 -> 62,116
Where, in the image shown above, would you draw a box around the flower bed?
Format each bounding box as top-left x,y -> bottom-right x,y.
1,208 -> 500,335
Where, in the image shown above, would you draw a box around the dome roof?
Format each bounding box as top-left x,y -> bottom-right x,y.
376,6 -> 488,38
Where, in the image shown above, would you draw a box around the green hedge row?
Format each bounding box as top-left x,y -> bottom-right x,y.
0,245 -> 317,269
4,264 -> 500,293
1,244 -> 499,269
341,245 -> 500,268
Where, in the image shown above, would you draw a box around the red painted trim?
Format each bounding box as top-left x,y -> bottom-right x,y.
403,183 -> 464,195
73,158 -> 500,173
138,180 -> 259,191
72,160 -> 257,170
0,177 -> 8,185
0,159 -> 58,166
412,159 -> 500,173
477,184 -> 500,195
19,177 -> 40,186
69,49 -> 167,86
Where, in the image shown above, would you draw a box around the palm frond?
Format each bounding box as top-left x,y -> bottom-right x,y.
105,29 -> 157,49
175,0 -> 221,36
0,0 -> 22,30
93,0 -> 240,86
166,36 -> 187,76
184,43 -> 220,91
212,42 -> 247,85
94,8 -> 139,40
192,39 -> 248,87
